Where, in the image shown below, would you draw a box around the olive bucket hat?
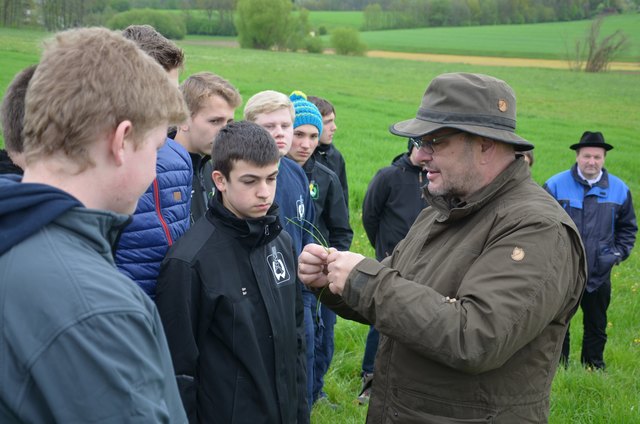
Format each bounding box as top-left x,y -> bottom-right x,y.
389,72 -> 534,151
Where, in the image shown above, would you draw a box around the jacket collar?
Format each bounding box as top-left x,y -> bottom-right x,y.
393,152 -> 425,175
59,208 -> 132,264
301,154 -> 316,174
189,152 -> 210,173
570,163 -> 609,189
207,194 -> 282,248
425,156 -> 530,221
314,143 -> 332,155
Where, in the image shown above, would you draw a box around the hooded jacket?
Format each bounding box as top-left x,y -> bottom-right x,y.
302,155 -> 352,251
0,176 -> 186,423
315,159 -> 586,423
544,164 -> 637,292
362,152 -> 428,261
116,138 -> 193,298
155,195 -> 308,424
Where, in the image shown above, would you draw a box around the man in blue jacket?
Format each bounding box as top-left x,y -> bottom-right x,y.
0,27 -> 188,422
545,131 -> 637,370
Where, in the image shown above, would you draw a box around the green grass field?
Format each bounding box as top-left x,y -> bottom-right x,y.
1,26 -> 639,423
305,10 -> 364,32
349,13 -> 640,61
116,9 -> 640,62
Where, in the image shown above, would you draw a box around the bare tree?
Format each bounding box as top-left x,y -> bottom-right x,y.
572,16 -> 629,73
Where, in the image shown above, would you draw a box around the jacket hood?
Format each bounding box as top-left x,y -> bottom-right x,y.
0,149 -> 23,176
207,193 -> 282,248
0,177 -> 83,255
392,152 -> 424,173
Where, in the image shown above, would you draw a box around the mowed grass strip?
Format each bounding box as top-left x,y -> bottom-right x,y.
1,27 -> 638,423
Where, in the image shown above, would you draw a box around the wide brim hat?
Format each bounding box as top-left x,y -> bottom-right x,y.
389,73 -> 534,152
570,131 -> 613,151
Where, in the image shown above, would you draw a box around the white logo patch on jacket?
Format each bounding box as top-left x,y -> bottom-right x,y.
296,195 -> 305,220
267,246 -> 290,285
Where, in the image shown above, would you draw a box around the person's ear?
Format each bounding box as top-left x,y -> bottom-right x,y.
479,137 -> 495,153
111,120 -> 133,166
178,117 -> 191,133
212,170 -> 227,193
477,137 -> 500,163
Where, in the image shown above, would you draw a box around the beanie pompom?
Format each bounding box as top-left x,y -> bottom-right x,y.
289,89 -> 323,136
289,90 -> 307,102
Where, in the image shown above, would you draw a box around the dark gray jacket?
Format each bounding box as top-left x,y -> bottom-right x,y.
0,177 -> 186,423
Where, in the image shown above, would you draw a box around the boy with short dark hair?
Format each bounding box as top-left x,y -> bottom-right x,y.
155,120 -> 308,424
243,90 -> 316,413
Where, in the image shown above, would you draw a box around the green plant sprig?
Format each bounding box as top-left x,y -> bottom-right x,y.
285,216 -> 330,253
286,216 -> 331,322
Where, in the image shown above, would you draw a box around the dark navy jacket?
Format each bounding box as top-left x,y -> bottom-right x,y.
275,157 -> 316,255
116,138 -> 192,298
544,164 -> 637,292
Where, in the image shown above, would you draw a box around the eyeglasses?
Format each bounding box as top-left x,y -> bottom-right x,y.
410,130 -> 463,154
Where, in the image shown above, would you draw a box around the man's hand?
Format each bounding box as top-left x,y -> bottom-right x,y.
298,244 -> 332,289
299,245 -> 366,295
325,250 -> 365,295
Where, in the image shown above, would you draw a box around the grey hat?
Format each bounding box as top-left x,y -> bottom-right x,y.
389,73 -> 534,151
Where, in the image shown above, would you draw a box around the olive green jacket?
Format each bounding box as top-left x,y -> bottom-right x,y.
319,158 -> 586,423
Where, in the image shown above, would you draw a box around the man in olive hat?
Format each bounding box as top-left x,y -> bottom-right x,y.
545,131 -> 637,371
298,72 -> 586,423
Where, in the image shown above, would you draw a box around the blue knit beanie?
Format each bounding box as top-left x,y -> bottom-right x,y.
290,91 -> 323,136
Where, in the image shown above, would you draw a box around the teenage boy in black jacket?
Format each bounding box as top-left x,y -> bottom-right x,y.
156,121 -> 308,424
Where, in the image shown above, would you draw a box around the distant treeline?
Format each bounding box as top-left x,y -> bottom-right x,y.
0,0 -> 233,33
2,0 -> 638,33
299,0 -> 640,29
